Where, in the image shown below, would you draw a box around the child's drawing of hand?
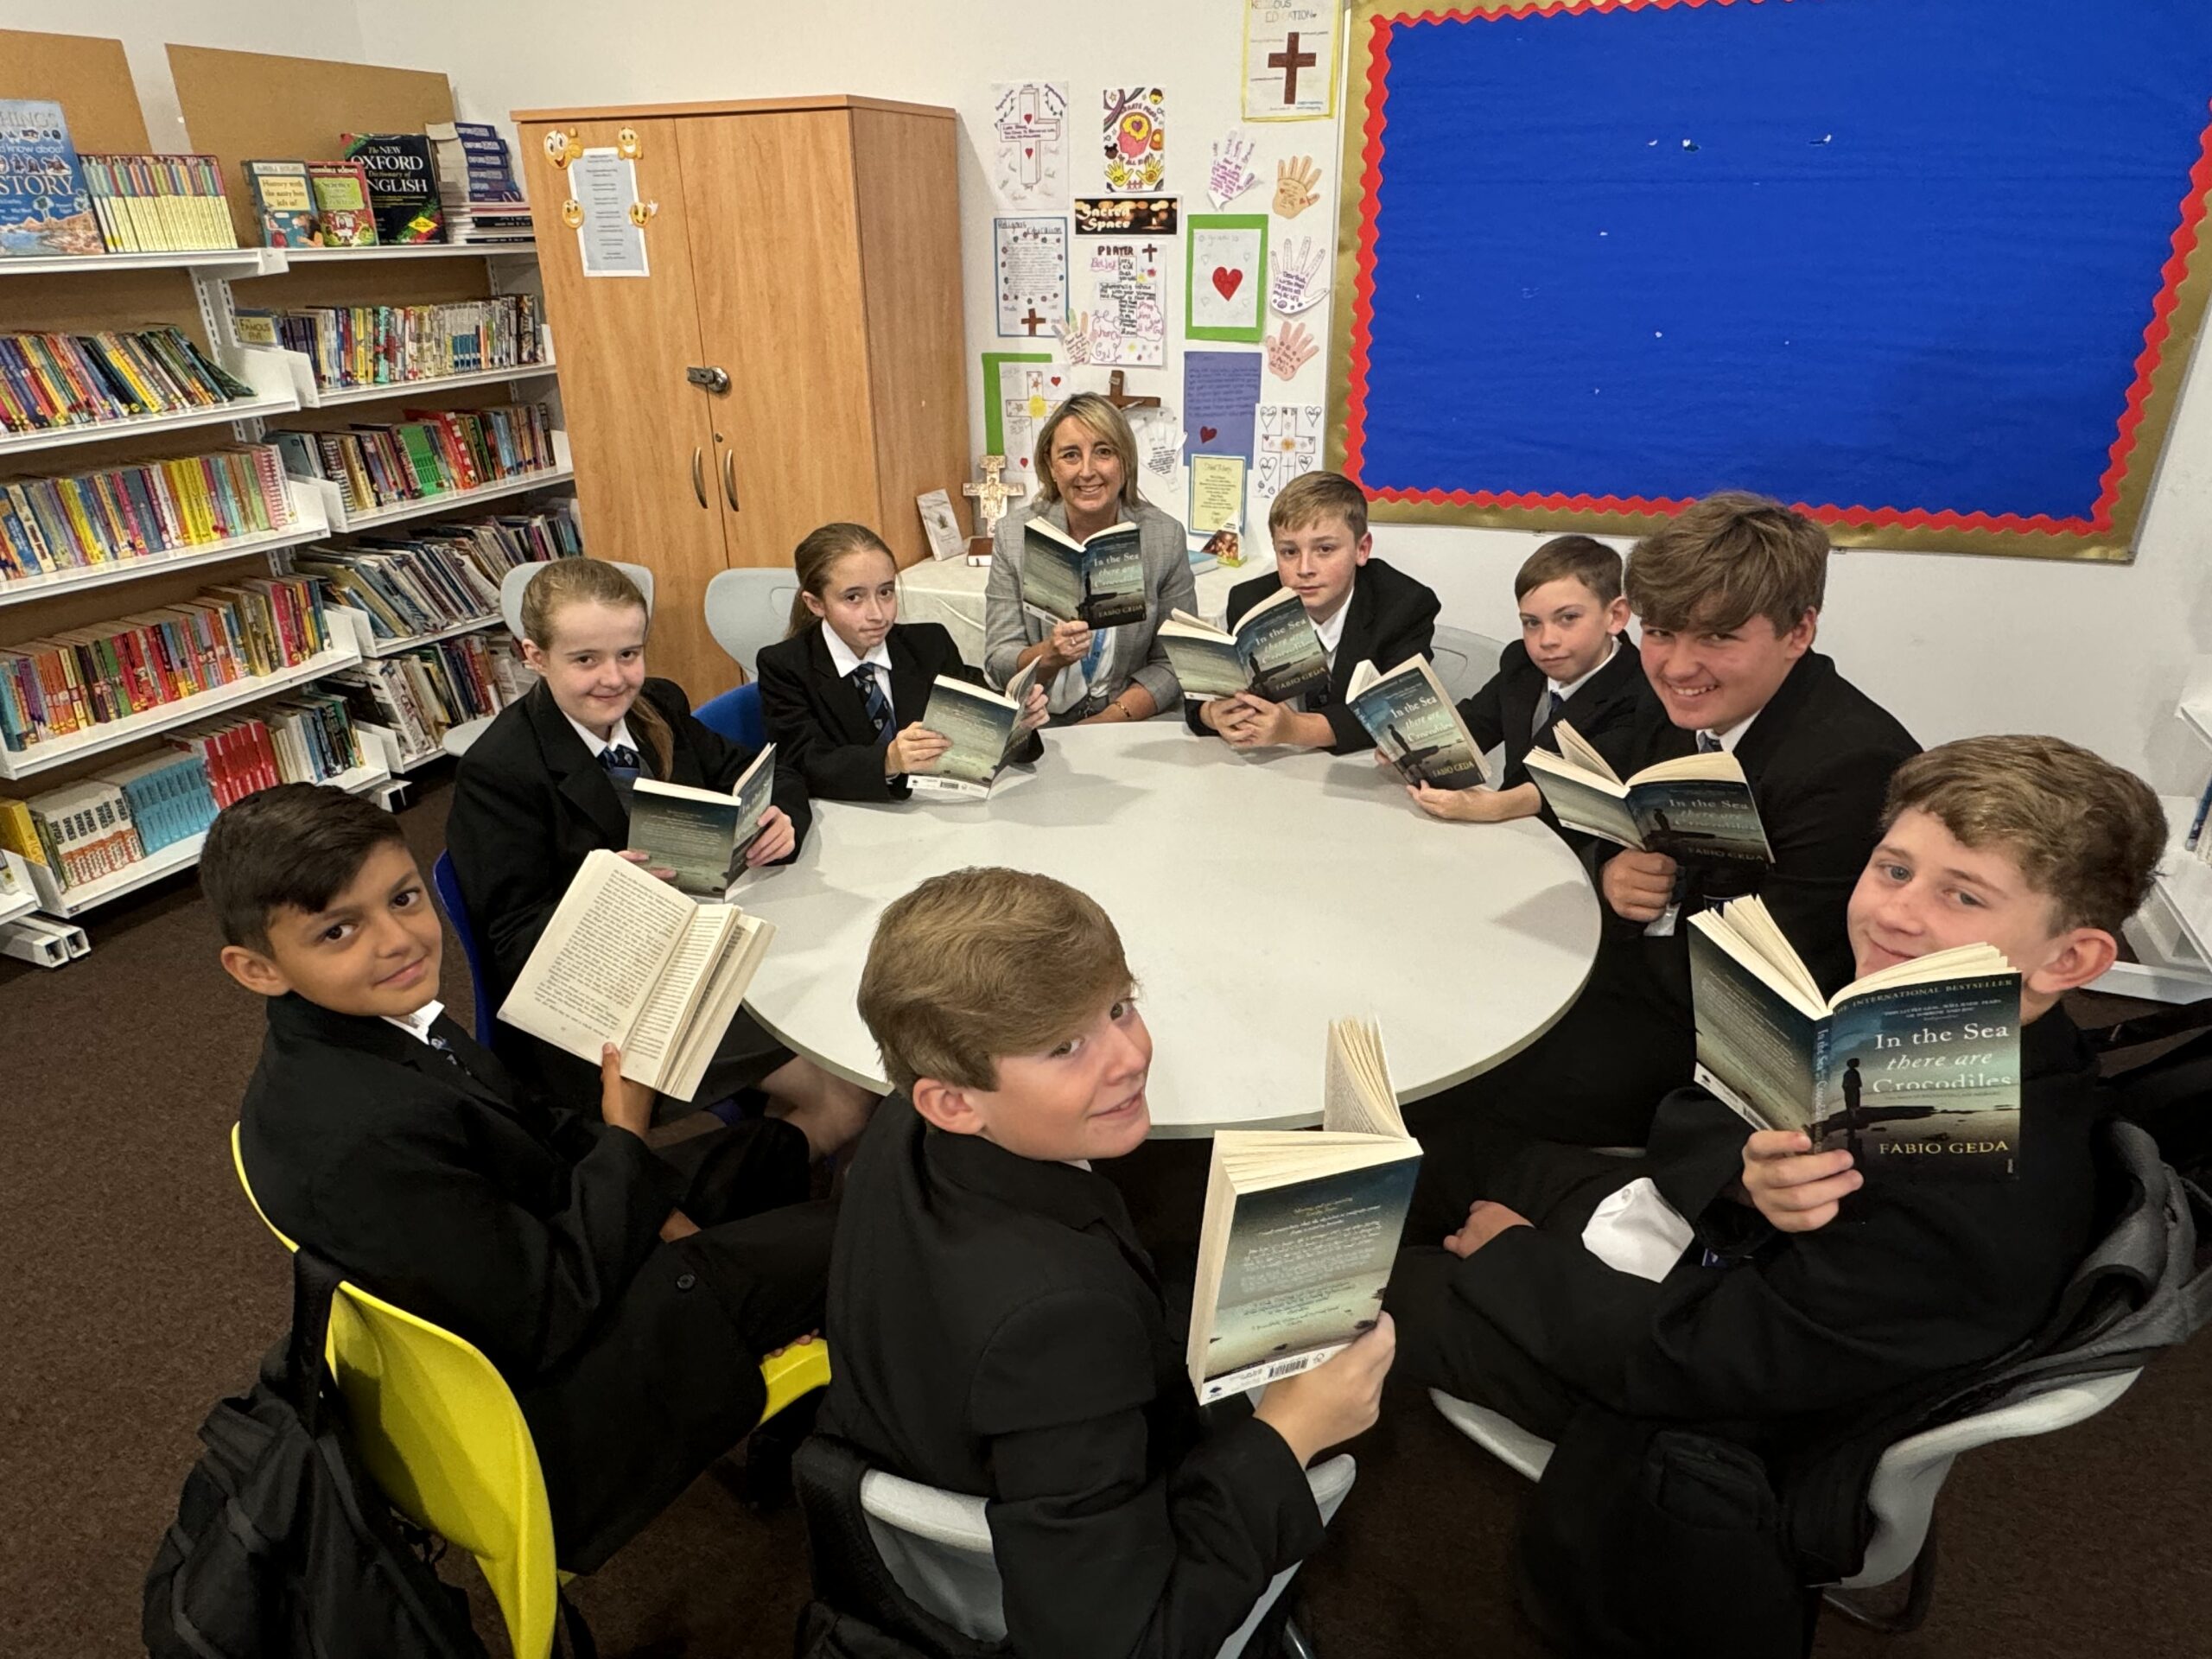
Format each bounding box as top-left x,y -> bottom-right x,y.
1267,320 -> 1318,381
1268,237 -> 1328,315
1274,156 -> 1322,219
1060,311 -> 1094,365
1207,131 -> 1261,208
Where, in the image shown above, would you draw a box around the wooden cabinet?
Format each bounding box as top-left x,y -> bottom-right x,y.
516,96 -> 969,696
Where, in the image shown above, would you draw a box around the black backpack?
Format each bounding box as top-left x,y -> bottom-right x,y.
143,1249 -> 490,1659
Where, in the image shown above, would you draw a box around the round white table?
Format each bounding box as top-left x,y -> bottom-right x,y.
738,723 -> 1601,1136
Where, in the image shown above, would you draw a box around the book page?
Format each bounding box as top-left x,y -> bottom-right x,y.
660,912 -> 778,1102
1552,719 -> 1624,785
1322,1018 -> 1408,1137
621,904 -> 740,1085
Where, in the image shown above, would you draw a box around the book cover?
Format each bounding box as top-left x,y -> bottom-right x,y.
913,677 -> 1020,795
342,135 -> 447,244
625,747 -> 775,898
0,100 -> 103,258
1236,589 -> 1330,702
1021,518 -> 1147,627
245,160 -> 317,248
1347,658 -> 1487,790
1630,779 -> 1772,868
308,162 -> 379,247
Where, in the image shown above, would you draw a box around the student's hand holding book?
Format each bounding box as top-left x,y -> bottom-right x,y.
1602,849 -> 1680,922
1251,1313 -> 1396,1466
600,1041 -> 658,1138
1738,1131 -> 1860,1232
886,722 -> 952,777
617,848 -> 679,882
1013,683 -> 1051,736
743,806 -> 796,867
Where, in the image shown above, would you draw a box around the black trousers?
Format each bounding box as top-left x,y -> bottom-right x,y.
518,1005 -> 797,1122
521,1116 -> 834,1571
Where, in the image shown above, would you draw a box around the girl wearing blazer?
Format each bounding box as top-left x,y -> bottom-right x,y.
445,557 -> 873,1151
758,523 -> 1047,802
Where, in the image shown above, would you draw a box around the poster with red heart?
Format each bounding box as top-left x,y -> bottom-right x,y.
1182,348 -> 1262,466
1186,213 -> 1268,342
992,80 -> 1068,209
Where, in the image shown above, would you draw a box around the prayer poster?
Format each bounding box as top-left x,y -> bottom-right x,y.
1253,404 -> 1324,504
1102,86 -> 1167,194
1190,454 -> 1248,535
992,81 -> 1069,209
1244,3 -> 1337,122
994,216 -> 1069,339
1127,404 -> 1186,518
1182,349 -> 1263,463
1188,214 -> 1268,342
1078,243 -> 1166,367
572,149 -> 647,278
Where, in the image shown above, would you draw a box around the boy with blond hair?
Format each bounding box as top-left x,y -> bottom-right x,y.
1192,470 -> 1440,753
818,867 -> 1393,1659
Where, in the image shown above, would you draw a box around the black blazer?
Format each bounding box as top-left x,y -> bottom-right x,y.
1396,1007 -> 2104,1440
756,620 -> 1041,804
1601,649 -> 1917,1006
1185,556 -> 1440,753
237,993 -> 784,1570
446,675 -> 811,1009
1459,635 -> 1647,791
819,1097 -> 1325,1659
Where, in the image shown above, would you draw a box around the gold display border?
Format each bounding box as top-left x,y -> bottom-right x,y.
1325,0 -> 2212,563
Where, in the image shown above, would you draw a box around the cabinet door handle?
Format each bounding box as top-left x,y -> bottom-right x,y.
690,447 -> 707,508
721,449 -> 741,512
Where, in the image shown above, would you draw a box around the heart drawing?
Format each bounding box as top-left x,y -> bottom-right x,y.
1211,266 -> 1243,301
1200,425 -> 1218,442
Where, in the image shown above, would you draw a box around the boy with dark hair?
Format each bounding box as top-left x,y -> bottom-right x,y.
211,784 -> 832,1573
1404,532 -> 1645,824
820,867 -> 1394,1659
1191,469 -> 1440,753
1390,734 -> 2164,1442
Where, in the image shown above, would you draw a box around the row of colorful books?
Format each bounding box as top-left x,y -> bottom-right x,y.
330,632 -> 531,759
302,507 -> 580,644
0,573 -> 333,754
0,695 -> 367,890
234,295 -> 545,391
79,152 -> 235,254
246,124 -> 529,250
429,121 -> 532,245
270,402 -> 559,517
0,443 -> 296,584
0,326 -> 257,435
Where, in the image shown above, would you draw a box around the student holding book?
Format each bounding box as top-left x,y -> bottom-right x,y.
209,785 -> 834,1573
818,868 -> 1394,1659
984,392 -> 1197,724
758,521 -> 1047,802
445,557 -> 872,1149
1188,469 -> 1440,753
1404,533 -> 1644,823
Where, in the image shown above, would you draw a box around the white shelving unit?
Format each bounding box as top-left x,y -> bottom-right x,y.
0,247 -> 286,279
0,478 -> 330,611
296,430 -> 574,534
0,386 -> 300,460
327,603 -> 502,659
265,326 -> 558,410
276,241 -> 538,264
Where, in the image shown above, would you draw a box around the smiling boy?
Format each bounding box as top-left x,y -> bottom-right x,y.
1192,470 -> 1440,753
818,868 -> 1395,1659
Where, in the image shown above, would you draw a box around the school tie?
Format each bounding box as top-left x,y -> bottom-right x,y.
849,664 -> 893,747
599,741 -> 644,775
1534,688 -> 1565,738
1697,730 -> 1723,754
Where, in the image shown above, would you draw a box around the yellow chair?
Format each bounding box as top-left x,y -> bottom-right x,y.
230,1123 -> 831,1659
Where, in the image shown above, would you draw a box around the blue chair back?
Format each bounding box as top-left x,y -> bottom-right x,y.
431,851 -> 497,1047
693,683 -> 766,750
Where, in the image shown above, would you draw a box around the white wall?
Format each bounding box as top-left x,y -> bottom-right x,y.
12,0 -> 2208,790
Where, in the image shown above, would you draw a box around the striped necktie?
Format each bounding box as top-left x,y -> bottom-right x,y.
849,664 -> 893,747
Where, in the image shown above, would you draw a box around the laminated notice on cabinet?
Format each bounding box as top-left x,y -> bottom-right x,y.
574,148 -> 648,278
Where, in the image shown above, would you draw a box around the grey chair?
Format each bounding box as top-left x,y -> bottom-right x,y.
855,1452 -> 1357,1657
703,566 -> 800,680
497,557 -> 655,639
1429,626 -> 1504,703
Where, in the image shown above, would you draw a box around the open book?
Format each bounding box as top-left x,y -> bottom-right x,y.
1346,656 -> 1491,789
1689,896 -> 2024,1177
625,746 -> 777,899
1186,1019 -> 1423,1403
497,849 -> 777,1102
1524,721 -> 1771,867
1021,517 -> 1147,628
1159,587 -> 1330,703
906,660 -> 1041,801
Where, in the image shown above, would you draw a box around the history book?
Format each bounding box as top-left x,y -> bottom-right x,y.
1346,655 -> 1490,790
1688,896 -> 2024,1178
1524,720 -> 1772,868
624,746 -> 777,898
1021,517 -> 1147,628
1186,1018 -> 1422,1403
1159,587 -> 1330,703
244,160 -> 317,248
496,848 -> 775,1101
0,99 -> 102,258
906,660 -> 1041,800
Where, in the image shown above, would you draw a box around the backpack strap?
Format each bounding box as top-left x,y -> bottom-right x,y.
284,1249 -> 348,1433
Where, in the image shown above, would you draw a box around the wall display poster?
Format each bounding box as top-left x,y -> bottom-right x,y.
1244,3 -> 1336,123
999,359 -> 1076,486
1126,403 -> 1186,518
1207,131 -> 1262,208
1254,404 -> 1323,504
1073,196 -> 1179,236
918,489 -> 966,560
1190,454 -> 1248,535
572,148 -> 647,278
1102,86 -> 1167,194
1079,242 -> 1166,366
1187,214 -> 1268,341
992,81 -> 1069,209
1182,349 -> 1263,463
980,350 -> 1052,459
994,216 -> 1069,338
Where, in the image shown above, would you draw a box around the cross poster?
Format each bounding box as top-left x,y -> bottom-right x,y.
992,81 -> 1069,209
994,216 -> 1069,339
1245,3 -> 1337,122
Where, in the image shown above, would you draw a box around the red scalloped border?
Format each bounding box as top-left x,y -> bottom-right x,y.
1342,0 -> 2212,537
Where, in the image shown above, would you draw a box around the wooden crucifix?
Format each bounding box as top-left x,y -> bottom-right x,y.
963,454 -> 1027,543
1103,370 -> 1160,412
1269,32 -> 1318,105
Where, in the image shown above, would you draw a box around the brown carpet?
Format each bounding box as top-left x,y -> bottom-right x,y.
3,774 -> 2206,1657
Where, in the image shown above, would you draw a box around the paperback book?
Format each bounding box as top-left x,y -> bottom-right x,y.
1186,1018 -> 1422,1403
1159,587 -> 1330,703
307,162 -> 379,247
0,99 -> 103,258
1346,655 -> 1490,790
245,160 -> 318,248
497,848 -> 776,1100
1021,517 -> 1147,628
79,153 -> 236,252
1688,895 -> 2024,1178
623,746 -> 778,898
906,660 -> 1041,800
1524,720 -> 1772,868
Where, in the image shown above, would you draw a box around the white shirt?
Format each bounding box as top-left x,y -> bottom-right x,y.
822,621 -> 895,720
381,998 -> 447,1046
1644,702 -> 1764,934
1537,636 -> 1620,735
1310,594 -> 1352,668
563,709 -> 640,761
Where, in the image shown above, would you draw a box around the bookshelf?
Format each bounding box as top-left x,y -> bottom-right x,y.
0,477 -> 331,609
0,247 -> 286,279
0,383 -> 301,459
281,242 -> 539,263
300,432 -> 575,533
